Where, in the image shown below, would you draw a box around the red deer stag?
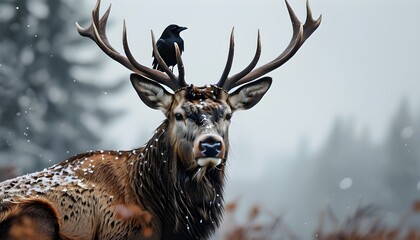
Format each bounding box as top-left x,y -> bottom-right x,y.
0,0 -> 321,239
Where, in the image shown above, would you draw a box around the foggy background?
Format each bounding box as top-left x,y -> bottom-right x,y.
1,0 -> 420,238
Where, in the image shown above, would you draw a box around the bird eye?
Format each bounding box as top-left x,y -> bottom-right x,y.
225,113 -> 232,121
174,113 -> 183,121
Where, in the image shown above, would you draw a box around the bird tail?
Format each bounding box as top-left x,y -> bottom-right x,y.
152,60 -> 165,71
152,60 -> 158,70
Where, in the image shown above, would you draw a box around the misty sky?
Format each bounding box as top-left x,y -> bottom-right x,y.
74,0 -> 420,181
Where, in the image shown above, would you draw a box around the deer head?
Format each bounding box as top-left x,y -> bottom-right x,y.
76,0 -> 320,176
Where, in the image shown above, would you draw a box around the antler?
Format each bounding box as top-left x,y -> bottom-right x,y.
216,0 -> 321,91
76,0 -> 187,91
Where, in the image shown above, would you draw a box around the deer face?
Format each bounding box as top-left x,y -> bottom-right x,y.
131,74 -> 271,170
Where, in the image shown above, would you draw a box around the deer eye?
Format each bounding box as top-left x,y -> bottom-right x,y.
225,113 -> 232,121
174,113 -> 183,121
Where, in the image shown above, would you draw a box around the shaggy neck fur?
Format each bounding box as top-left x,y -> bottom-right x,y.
130,121 -> 226,240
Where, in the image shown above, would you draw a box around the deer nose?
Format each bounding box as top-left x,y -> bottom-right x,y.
195,134 -> 225,159
200,141 -> 221,158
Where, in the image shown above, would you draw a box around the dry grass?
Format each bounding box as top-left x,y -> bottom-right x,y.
315,202 -> 420,240
222,201 -> 291,240
223,200 -> 420,240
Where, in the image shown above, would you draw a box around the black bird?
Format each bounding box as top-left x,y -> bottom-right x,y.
152,24 -> 187,71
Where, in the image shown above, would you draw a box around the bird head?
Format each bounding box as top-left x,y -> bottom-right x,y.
163,24 -> 187,37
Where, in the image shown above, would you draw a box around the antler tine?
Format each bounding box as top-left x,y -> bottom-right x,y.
216,28 -> 235,88
76,0 -> 101,39
220,0 -> 321,91
174,43 -> 187,87
221,30 -> 261,90
304,0 -> 322,40
93,1 -> 116,52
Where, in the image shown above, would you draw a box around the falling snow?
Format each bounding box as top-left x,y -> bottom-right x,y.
339,177 -> 353,190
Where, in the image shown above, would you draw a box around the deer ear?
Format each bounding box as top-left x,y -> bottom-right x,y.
130,74 -> 173,113
228,77 -> 272,111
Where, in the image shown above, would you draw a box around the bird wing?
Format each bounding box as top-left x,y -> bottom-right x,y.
179,38 -> 184,52
152,38 -> 168,69
152,38 -> 168,57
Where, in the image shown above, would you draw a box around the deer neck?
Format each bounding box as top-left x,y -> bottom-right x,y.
130,121 -> 225,239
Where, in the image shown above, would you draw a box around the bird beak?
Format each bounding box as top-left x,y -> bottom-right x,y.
177,27 -> 187,33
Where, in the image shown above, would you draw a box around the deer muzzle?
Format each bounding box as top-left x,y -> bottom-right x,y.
194,134 -> 225,167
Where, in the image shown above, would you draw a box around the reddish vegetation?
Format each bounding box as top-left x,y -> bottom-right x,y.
223,201 -> 284,240
222,200 -> 420,240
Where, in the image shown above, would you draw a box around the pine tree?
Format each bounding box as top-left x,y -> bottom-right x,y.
383,99 -> 420,210
0,0 -> 122,173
